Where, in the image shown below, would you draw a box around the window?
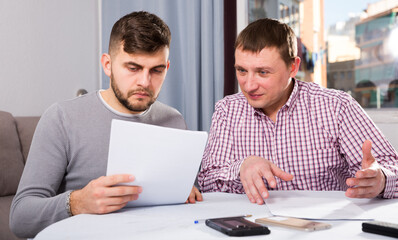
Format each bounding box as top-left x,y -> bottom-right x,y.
347,71 -> 353,80
340,72 -> 345,80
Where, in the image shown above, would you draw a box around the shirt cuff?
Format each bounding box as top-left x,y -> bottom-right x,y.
379,166 -> 397,199
230,157 -> 246,181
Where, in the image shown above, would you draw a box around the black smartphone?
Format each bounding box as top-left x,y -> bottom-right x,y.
205,217 -> 271,236
362,221 -> 398,238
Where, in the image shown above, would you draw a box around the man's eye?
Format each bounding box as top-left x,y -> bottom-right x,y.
237,68 -> 246,73
151,69 -> 163,74
129,68 -> 138,72
259,70 -> 269,76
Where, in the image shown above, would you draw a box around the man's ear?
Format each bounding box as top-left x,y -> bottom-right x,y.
167,60 -> 170,70
101,53 -> 112,77
289,57 -> 301,78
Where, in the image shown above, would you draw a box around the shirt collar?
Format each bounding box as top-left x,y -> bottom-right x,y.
97,90 -> 151,117
284,78 -> 299,111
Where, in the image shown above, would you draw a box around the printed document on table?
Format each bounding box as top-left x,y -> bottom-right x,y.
106,119 -> 208,207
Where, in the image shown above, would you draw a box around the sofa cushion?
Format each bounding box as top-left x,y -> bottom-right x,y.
15,117 -> 40,163
0,111 -> 25,197
0,195 -> 24,239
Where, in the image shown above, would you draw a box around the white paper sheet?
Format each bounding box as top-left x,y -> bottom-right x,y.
106,119 -> 208,207
265,191 -> 371,220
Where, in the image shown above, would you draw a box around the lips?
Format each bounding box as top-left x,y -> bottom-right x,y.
127,89 -> 153,99
133,92 -> 149,97
247,93 -> 263,100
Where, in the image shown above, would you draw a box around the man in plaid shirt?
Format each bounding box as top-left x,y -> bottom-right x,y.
198,18 -> 398,204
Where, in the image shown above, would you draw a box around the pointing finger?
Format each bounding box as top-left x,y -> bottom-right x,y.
270,163 -> 294,182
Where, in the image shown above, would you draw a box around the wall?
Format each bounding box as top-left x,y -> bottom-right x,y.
0,0 -> 100,116
299,0 -> 327,87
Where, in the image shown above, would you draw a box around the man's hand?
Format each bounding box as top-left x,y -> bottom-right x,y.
70,174 -> 142,215
240,156 -> 293,205
345,140 -> 386,198
185,186 -> 203,204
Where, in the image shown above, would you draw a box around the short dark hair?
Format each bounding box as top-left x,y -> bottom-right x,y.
235,18 -> 297,66
108,11 -> 171,56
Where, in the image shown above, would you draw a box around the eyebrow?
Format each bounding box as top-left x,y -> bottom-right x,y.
234,64 -> 272,71
255,67 -> 272,71
124,61 -> 167,69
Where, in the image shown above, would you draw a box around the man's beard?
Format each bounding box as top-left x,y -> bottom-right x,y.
110,74 -> 156,112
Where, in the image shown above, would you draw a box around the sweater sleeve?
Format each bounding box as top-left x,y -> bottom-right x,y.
10,104 -> 71,238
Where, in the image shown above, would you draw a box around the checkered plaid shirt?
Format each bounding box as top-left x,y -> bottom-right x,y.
198,79 -> 398,198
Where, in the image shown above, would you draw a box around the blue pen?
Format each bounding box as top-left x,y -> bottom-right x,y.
194,214 -> 252,224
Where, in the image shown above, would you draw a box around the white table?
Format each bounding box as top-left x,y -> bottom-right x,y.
34,191 -> 398,240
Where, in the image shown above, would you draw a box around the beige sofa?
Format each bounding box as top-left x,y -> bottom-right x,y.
0,111 -> 40,240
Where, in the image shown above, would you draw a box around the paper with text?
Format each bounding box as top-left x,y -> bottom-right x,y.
106,119 -> 208,207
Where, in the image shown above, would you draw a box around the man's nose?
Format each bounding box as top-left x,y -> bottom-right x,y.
245,73 -> 258,91
137,70 -> 151,88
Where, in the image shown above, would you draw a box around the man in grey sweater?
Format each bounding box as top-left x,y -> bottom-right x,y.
10,11 -> 202,238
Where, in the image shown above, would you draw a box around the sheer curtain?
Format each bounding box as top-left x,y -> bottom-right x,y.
101,0 -> 224,131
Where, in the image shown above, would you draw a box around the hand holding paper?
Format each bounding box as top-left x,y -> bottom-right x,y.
186,186 -> 203,204
106,120 -> 208,207
70,174 -> 142,215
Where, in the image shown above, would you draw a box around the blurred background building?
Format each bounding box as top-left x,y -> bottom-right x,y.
326,0 -> 398,108
326,15 -> 361,94
354,0 -> 398,108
